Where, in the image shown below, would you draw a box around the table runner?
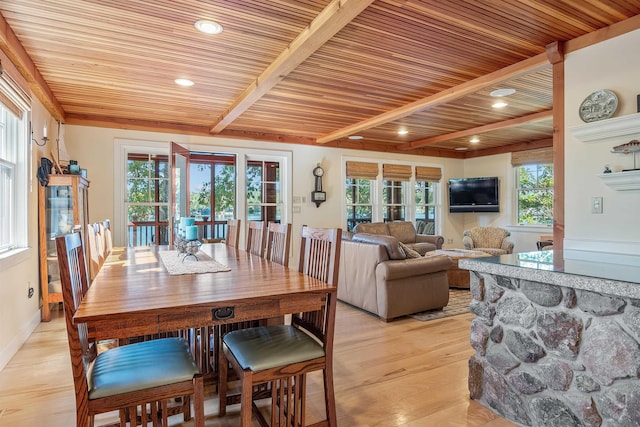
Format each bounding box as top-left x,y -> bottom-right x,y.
159,250 -> 231,275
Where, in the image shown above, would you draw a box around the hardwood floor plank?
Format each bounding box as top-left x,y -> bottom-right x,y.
0,302 -> 517,426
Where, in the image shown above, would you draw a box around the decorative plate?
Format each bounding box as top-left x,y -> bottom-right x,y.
579,89 -> 618,123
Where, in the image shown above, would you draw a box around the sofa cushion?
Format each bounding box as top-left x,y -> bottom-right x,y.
355,222 -> 389,236
387,221 -> 417,243
352,233 -> 405,260
398,242 -> 421,258
407,242 -> 437,256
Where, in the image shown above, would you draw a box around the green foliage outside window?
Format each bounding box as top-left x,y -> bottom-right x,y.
517,164 -> 553,225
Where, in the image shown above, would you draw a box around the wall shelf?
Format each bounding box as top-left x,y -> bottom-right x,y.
569,113 -> 640,144
598,170 -> 640,191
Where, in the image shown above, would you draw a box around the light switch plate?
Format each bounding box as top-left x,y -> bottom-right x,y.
591,196 -> 603,214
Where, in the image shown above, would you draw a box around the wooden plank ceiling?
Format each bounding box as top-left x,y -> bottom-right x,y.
0,0 -> 639,158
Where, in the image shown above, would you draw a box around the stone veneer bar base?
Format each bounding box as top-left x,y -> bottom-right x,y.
466,271 -> 640,427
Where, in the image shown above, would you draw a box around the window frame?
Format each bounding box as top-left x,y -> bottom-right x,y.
342,157 -> 442,234
0,101 -> 29,268
515,162 -> 554,226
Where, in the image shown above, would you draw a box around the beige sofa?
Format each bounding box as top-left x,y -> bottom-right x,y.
354,221 -> 444,255
338,232 -> 452,321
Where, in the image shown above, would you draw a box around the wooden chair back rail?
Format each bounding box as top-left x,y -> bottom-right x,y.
246,220 -> 266,257
265,222 -> 292,267
57,233 -> 205,427
226,219 -> 241,247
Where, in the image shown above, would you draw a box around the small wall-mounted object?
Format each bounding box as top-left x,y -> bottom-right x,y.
311,164 -> 326,207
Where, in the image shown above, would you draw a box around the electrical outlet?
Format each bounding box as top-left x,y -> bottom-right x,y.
292,196 -> 301,204
591,196 -> 603,214
292,206 -> 301,214
27,281 -> 34,299
447,238 -> 454,244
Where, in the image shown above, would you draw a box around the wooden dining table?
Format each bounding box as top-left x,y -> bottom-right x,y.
74,244 -> 335,342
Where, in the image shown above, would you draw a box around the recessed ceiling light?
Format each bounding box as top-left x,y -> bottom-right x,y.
397,129 -> 409,136
455,147 -> 468,151
470,136 -> 480,144
492,101 -> 508,109
174,78 -> 194,87
348,135 -> 363,140
195,20 -> 223,35
490,88 -> 516,97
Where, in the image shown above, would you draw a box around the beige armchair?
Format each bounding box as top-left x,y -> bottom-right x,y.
462,226 -> 514,255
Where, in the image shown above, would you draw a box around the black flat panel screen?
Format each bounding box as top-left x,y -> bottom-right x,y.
448,177 -> 499,213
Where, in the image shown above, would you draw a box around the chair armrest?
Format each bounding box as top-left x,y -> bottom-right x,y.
462,235 -> 474,250
501,239 -> 514,254
415,234 -> 444,249
376,255 -> 452,281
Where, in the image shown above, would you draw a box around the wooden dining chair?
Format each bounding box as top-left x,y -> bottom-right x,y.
226,218 -> 241,247
103,219 -> 113,256
246,220 -> 266,257
265,222 -> 292,267
56,232 -> 205,427
86,223 -> 101,282
219,226 -> 342,427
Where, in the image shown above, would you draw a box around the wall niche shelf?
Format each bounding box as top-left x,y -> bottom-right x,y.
598,170 -> 640,191
569,113 -> 640,144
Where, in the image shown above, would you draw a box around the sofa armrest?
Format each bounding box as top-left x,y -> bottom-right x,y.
462,235 -> 474,250
415,234 -> 444,249
376,255 -> 451,281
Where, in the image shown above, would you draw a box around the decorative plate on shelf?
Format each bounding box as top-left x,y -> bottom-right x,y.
579,89 -> 618,123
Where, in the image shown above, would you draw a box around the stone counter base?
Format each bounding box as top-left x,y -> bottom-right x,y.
467,271 -> 640,427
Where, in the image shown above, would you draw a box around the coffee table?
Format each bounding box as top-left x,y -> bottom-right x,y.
425,249 -> 492,289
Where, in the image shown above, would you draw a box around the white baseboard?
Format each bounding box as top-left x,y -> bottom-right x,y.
0,310 -> 41,372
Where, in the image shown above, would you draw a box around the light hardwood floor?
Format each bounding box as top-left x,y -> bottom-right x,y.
0,302 -> 517,427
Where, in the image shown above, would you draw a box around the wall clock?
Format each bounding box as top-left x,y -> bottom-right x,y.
311,165 -> 326,207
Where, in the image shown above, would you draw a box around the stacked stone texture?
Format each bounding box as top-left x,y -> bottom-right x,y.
468,271 -> 640,427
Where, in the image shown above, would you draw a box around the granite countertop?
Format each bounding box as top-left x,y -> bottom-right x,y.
459,250 -> 640,300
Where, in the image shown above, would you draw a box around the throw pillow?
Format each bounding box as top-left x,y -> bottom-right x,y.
398,242 -> 421,258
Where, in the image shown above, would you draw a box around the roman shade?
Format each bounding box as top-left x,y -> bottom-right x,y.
383,164 -> 412,181
511,147 -> 553,166
415,166 -> 442,182
346,161 -> 378,179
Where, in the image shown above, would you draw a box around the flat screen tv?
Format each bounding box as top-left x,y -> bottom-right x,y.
448,177 -> 499,213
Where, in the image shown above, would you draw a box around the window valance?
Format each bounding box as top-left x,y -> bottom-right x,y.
383,164 -> 412,181
346,161 -> 378,179
415,166 -> 442,182
0,51 -> 32,116
511,147 -> 553,166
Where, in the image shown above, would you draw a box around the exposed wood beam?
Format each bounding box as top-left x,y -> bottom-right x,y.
315,52 -> 549,144
463,138 -> 553,158
398,110 -> 553,150
565,13 -> 640,54
0,11 -> 64,120
209,0 -> 373,134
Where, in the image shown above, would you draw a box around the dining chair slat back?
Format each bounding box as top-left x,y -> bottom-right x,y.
246,220 -> 266,257
265,222 -> 292,267
218,225 -> 342,426
225,219 -> 241,247
56,232 -> 205,427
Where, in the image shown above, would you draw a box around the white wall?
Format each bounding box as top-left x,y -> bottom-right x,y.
564,29 -> 640,258
0,98 -> 57,370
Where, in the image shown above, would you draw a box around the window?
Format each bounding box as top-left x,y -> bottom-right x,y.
246,159 -> 281,223
382,179 -> 406,221
345,178 -> 373,232
126,153 -> 169,245
414,181 -> 437,235
0,104 -> 26,254
516,163 -> 553,225
344,160 -> 442,233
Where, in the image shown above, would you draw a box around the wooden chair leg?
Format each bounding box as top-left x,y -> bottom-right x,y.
241,371 -> 254,427
323,367 -> 337,427
193,374 -> 205,427
218,348 -> 229,416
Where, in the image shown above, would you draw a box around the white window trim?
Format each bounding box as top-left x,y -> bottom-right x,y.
512,163 -> 554,227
